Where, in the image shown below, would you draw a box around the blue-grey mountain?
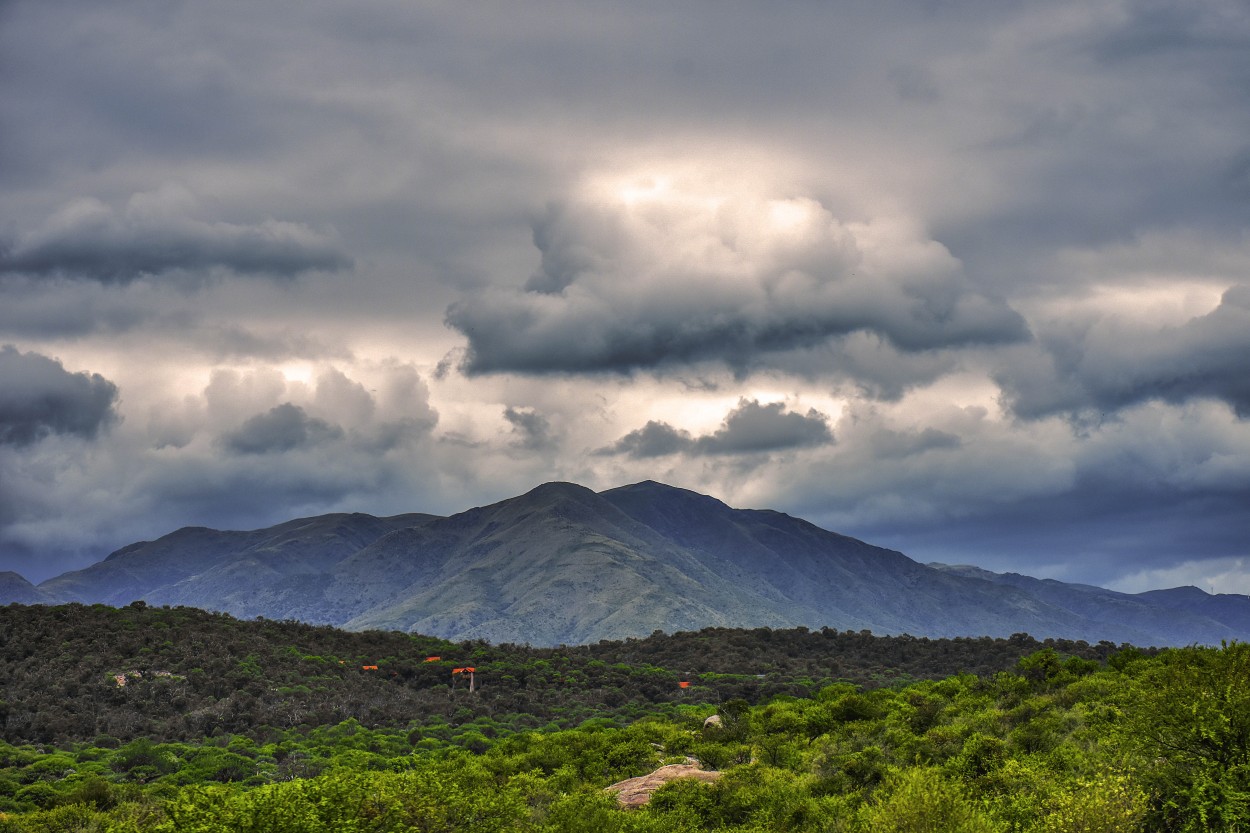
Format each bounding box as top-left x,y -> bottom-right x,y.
13,481 -> 1249,646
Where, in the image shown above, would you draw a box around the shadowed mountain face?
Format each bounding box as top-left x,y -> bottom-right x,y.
13,481 -> 1250,646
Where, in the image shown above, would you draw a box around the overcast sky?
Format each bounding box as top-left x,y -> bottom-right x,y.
3,0 -> 1249,595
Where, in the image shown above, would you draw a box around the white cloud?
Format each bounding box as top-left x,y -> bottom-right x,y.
448,167 -> 1026,378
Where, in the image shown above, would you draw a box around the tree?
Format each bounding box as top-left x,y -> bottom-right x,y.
1122,643 -> 1250,831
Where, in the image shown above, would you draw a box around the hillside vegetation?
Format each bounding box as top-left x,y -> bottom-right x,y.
1,603 -> 1125,746
0,606 -> 1246,831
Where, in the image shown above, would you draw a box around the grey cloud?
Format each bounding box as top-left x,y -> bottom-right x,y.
220,403 -> 344,455
867,427 -> 963,459
600,421 -> 695,459
0,345 -> 119,446
200,365 -> 437,455
503,406 -> 554,451
696,399 -> 833,454
856,465 -> 1250,592
1091,1 -> 1250,66
0,359 -> 445,581
768,333 -> 963,401
764,398 -> 1250,590
890,65 -> 941,102
0,280 -> 155,338
603,399 -> 832,459
1000,285 -> 1250,418
198,326 -> 353,364
447,197 -> 1028,377
365,418 -> 436,453
1,189 -> 351,283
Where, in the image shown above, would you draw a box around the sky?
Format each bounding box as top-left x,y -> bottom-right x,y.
2,0 -> 1249,594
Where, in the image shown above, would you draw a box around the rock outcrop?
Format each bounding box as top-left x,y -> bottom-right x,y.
606,762 -> 722,809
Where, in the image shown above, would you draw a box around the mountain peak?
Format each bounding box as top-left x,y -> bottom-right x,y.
522,481 -> 597,499
602,480 -> 732,510
509,481 -> 604,512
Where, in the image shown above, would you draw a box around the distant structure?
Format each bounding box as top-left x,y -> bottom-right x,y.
452,666 -> 477,692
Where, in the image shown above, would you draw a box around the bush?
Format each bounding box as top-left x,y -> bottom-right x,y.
860,767 -> 1002,833
1031,770 -> 1147,833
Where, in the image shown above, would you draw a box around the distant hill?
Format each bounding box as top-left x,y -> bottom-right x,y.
927,564 -> 1250,647
0,602 -> 1128,746
0,571 -> 54,605
12,481 -> 1250,646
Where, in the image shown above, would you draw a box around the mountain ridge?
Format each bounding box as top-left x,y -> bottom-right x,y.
11,481 -> 1250,647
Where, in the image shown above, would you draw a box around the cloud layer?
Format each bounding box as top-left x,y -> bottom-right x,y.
1,186 -> 350,283
448,180 -> 1028,377
1,0 -> 1249,596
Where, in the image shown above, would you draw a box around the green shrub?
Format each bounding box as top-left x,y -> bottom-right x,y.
860,767 -> 1002,833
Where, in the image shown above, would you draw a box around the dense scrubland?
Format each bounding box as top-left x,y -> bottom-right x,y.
1,603 -> 1247,831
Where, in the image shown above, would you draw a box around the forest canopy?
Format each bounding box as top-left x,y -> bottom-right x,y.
0,604 -> 1245,832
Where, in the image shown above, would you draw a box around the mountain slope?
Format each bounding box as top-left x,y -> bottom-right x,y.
601,482 -> 1115,640
18,480 -> 1250,646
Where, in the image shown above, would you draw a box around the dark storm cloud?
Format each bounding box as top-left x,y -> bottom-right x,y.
220,403 -> 344,455
855,462 -> 1250,592
447,196 -> 1029,378
0,346 -> 119,446
602,399 -> 832,459
0,191 -> 351,284
1000,286 -> 1250,418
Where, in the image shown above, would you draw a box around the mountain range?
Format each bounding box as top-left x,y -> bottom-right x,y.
6,480 -> 1249,647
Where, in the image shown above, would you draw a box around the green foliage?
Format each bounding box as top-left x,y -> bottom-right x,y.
0,604 -> 1128,747
8,610 -> 1250,832
1031,769 -> 1147,833
860,767 -> 1001,833
1121,642 -> 1250,832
